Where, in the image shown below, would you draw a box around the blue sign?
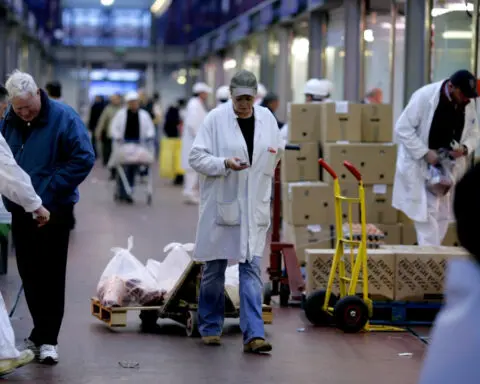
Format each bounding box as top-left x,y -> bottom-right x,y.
308,0 -> 326,9
197,35 -> 210,58
213,29 -> 227,51
260,4 -> 274,26
187,43 -> 196,61
229,14 -> 250,44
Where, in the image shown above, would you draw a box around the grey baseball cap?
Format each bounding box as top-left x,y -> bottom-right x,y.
230,70 -> 258,97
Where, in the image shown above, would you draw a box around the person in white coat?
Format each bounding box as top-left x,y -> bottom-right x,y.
189,70 -> 284,353
216,85 -> 230,105
392,69 -> 480,246
181,82 -> 212,204
280,78 -> 333,141
109,91 -> 156,203
0,84 -> 50,375
417,163 -> 480,384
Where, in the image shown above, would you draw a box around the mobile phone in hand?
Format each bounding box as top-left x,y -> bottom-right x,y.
239,161 -> 248,166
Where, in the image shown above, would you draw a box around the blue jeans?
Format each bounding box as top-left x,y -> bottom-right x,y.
198,257 -> 265,344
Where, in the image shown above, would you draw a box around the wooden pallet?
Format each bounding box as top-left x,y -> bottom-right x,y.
91,297 -> 273,327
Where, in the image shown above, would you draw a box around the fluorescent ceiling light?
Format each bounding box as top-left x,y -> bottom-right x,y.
380,22 -> 405,30
432,2 -> 473,17
442,30 -> 473,39
151,0 -> 172,15
363,29 -> 374,42
101,0 -> 114,6
223,58 -> 237,70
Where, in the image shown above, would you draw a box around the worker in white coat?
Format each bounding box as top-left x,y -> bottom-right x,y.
418,163 -> 480,384
280,78 -> 333,141
189,70 -> 284,353
392,69 -> 480,246
216,85 -> 230,105
181,82 -> 212,204
254,83 -> 267,105
0,84 -> 50,376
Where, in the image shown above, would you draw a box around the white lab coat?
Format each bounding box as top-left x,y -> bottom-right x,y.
181,97 -> 208,170
109,108 -> 156,140
0,133 -> 41,213
392,80 -> 480,223
418,256 -> 480,384
188,101 -> 284,263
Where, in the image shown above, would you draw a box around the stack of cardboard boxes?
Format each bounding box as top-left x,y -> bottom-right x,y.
281,101 -> 398,264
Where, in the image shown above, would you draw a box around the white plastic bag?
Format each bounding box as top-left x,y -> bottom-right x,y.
96,237 -> 165,307
0,292 -> 20,360
426,149 -> 456,197
147,243 -> 194,294
108,143 -> 155,168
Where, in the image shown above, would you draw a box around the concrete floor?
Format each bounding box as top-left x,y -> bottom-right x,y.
0,165 -> 427,383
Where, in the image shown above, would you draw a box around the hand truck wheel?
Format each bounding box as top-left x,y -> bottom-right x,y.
279,283 -> 290,307
303,289 -> 338,326
263,282 -> 273,305
333,296 -> 369,333
185,310 -> 200,337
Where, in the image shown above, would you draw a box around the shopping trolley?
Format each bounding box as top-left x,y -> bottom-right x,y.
110,139 -> 156,205
303,159 -> 402,333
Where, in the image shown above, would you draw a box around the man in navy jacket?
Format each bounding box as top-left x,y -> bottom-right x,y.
1,70 -> 95,365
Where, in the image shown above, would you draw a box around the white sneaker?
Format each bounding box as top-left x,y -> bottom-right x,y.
23,339 -> 39,358
39,345 -> 58,365
0,349 -> 35,376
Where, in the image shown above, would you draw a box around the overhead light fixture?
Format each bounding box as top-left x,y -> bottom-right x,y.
363,29 -> 374,43
101,0 -> 115,6
442,30 -> 473,39
432,2 -> 473,17
223,58 -> 237,70
151,0 -> 172,15
380,22 -> 405,30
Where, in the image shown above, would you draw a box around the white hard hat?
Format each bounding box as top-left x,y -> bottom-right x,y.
257,83 -> 267,98
125,91 -> 139,102
304,78 -> 333,98
216,85 -> 230,101
193,82 -> 212,94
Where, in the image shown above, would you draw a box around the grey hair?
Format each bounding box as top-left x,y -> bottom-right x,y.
230,70 -> 258,92
5,70 -> 38,100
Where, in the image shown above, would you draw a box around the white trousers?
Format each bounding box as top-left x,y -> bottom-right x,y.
418,257 -> 480,384
0,292 -> 20,360
414,190 -> 451,246
183,169 -> 199,198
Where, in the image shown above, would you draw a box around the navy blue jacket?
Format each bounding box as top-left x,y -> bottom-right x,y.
1,90 -> 95,213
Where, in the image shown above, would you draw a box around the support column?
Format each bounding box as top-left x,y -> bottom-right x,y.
233,43 -> 244,72
403,0 -> 432,104
259,32 -> 270,87
155,42 -> 165,93
343,0 -> 365,101
276,26 -> 291,122
308,10 -> 327,79
145,63 -> 155,95
0,19 -> 7,83
6,27 -> 20,73
214,54 -> 225,89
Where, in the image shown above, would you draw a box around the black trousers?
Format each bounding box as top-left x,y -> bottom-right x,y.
11,205 -> 73,346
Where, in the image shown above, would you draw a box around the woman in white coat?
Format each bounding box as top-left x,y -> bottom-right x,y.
418,164 -> 480,384
189,70 -> 284,353
392,70 -> 480,245
181,82 -> 212,204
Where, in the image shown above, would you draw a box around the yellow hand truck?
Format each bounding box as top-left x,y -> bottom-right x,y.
303,159 -> 403,333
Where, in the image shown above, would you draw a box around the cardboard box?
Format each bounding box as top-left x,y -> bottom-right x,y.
280,142 -> 319,182
381,245 -> 467,301
361,104 -> 393,142
305,248 -> 396,300
364,185 -> 398,224
401,223 -> 417,245
323,143 -> 397,184
374,223 -> 402,245
288,104 -> 321,142
282,182 -> 335,225
339,182 -> 360,222
397,211 -> 412,224
283,223 -> 334,264
321,102 -> 362,142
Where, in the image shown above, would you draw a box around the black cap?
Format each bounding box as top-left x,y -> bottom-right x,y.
450,69 -> 478,98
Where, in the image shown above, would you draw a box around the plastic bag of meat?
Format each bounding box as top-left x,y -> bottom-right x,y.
426,149 -> 456,197
146,243 -> 194,294
96,236 -> 166,307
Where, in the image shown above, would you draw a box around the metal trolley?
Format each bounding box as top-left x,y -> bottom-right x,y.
303,159 -> 402,333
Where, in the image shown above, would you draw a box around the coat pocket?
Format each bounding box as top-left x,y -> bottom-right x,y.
255,200 -> 271,227
216,200 -> 241,226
